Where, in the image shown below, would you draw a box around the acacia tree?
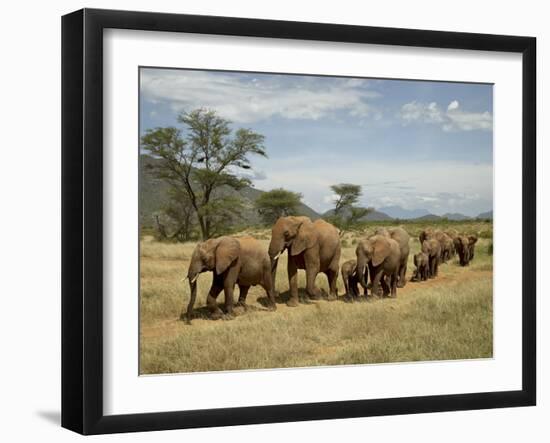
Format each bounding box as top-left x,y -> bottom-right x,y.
329,183 -> 372,234
254,188 -> 303,224
331,183 -> 362,215
141,108 -> 266,240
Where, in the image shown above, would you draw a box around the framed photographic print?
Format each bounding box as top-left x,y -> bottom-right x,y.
61,8 -> 536,435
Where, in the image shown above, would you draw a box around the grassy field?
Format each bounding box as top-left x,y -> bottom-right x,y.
139,221 -> 493,374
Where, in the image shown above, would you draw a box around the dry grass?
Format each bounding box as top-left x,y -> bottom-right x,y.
139,221 -> 493,374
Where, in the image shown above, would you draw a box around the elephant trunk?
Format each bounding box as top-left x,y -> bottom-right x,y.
185,275 -> 198,324
270,256 -> 280,292
268,237 -> 285,261
357,253 -> 368,291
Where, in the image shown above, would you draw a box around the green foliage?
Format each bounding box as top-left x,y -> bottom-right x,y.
327,182 -> 372,234
141,108 -> 267,239
478,228 -> 493,239
330,183 -> 362,215
198,195 -> 246,237
254,188 -> 303,224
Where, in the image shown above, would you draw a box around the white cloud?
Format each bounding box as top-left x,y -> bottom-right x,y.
399,101 -> 444,124
140,69 -> 380,123
447,100 -> 459,111
399,99 -> 492,132
444,101 -> 493,131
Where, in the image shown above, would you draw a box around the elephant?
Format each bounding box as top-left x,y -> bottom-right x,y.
420,229 -> 452,264
445,229 -> 459,257
183,236 -> 276,323
468,234 -> 478,261
411,252 -> 429,282
268,216 -> 341,307
435,232 -> 454,263
356,234 -> 401,298
341,259 -> 365,301
421,238 -> 441,278
375,227 -> 410,287
454,234 -> 478,266
419,228 -> 435,244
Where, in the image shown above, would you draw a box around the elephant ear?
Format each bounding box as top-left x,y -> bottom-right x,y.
290,220 -> 317,256
214,237 -> 240,275
372,237 -> 390,267
468,235 -> 478,245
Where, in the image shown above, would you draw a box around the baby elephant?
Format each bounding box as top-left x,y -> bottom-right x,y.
184,236 -> 277,323
341,259 -> 364,301
411,252 -> 429,282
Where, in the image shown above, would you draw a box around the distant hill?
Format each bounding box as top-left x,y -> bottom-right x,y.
414,214 -> 443,221
365,210 -> 394,221
139,155 -> 320,227
379,206 -> 430,220
442,213 -> 471,221
477,210 -> 493,219
321,208 -> 393,221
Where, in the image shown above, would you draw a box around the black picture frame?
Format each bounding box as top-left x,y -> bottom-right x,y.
62,8 -> 536,435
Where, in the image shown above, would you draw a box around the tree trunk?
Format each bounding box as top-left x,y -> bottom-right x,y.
197,215 -> 208,240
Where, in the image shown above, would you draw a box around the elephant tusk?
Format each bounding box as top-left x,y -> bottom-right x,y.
188,275 -> 198,284
273,252 -> 281,261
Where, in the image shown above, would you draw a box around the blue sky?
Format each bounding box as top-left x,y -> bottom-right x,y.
140,68 -> 493,216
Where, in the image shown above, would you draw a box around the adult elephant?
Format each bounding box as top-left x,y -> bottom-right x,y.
422,238 -> 441,278
435,231 -> 454,263
356,234 -> 401,297
454,234 -> 478,266
184,236 -> 276,323
375,227 -> 410,287
268,216 -> 341,307
446,229 -> 459,257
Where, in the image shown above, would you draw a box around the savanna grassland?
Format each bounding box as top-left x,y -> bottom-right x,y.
139,220 -> 493,375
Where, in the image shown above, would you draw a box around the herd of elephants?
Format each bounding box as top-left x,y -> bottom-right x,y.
183,216 -> 479,323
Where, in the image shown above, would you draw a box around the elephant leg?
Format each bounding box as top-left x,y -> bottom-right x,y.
342,273 -> 350,298
397,262 -> 407,288
305,265 -> 322,301
261,269 -> 277,311
380,274 -> 390,297
371,268 -> 384,297
434,258 -> 440,277
326,269 -> 338,301
287,258 -> 299,307
206,283 -> 224,320
237,285 -> 250,308
391,273 -> 398,297
222,267 -> 239,316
